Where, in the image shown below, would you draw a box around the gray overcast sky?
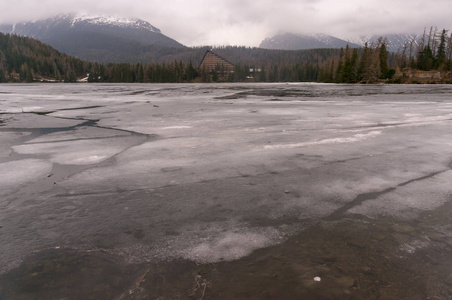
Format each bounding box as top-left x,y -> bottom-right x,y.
1,0 -> 451,46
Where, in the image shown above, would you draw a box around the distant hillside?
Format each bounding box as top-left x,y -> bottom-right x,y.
345,34 -> 418,53
260,33 -> 360,50
0,33 -> 90,82
0,33 -> 342,83
260,32 -> 418,53
0,14 -> 186,63
4,31 -> 446,84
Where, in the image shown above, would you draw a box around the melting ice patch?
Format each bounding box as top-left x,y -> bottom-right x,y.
0,159 -> 52,194
12,137 -> 140,165
400,238 -> 430,254
264,130 -> 382,150
348,170 -> 452,219
178,226 -> 285,263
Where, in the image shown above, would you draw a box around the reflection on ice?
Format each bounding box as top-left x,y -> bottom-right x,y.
1,83 -> 452,276
13,136 -> 145,165
0,159 -> 52,195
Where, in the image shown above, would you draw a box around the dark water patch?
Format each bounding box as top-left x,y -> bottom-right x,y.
1,209 -> 451,299
0,248 -> 145,300
215,88 -> 317,100
30,111 -> 55,115
214,92 -> 248,99
24,134 -> 132,145
27,119 -> 99,141
266,98 -> 293,102
215,85 -> 452,101
57,105 -> 104,111
161,166 -> 183,172
0,119 -> 98,143
124,90 -> 149,96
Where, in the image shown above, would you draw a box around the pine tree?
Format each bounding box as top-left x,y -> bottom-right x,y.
186,61 -> 197,81
418,46 -> 434,70
358,43 -> 369,82
25,65 -> 33,82
436,29 -> 447,70
378,38 -> 389,79
137,63 -> 144,83
335,48 -> 344,82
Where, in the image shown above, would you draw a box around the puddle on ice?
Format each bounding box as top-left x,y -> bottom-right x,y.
1,83 -> 452,299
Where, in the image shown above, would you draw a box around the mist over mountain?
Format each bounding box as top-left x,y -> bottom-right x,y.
259,33 -> 360,50
344,34 -> 418,53
259,32 -> 418,53
0,13 -> 424,65
0,14 -> 186,63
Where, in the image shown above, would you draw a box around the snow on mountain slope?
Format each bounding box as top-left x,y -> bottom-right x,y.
260,32 -> 419,52
259,32 -> 360,50
0,14 -> 185,63
69,14 -> 161,33
342,34 -> 418,52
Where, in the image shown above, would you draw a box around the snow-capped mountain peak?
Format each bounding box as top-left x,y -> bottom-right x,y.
341,34 -> 418,52
0,14 -> 185,63
70,14 -> 161,33
259,32 -> 360,50
260,32 -> 420,52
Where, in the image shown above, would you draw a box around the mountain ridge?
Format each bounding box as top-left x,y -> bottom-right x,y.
260,33 -> 361,50
0,14 -> 185,63
260,32 -> 418,52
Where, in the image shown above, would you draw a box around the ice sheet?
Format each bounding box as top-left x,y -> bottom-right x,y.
0,159 -> 52,195
1,83 -> 452,275
13,136 -> 144,165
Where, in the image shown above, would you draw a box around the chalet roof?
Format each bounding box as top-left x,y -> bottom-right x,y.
199,50 -> 235,68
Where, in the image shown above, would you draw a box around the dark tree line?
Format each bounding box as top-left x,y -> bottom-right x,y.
316,39 -> 396,83
1,29 -> 451,84
87,61 -> 199,83
0,33 -> 90,83
396,27 -> 452,72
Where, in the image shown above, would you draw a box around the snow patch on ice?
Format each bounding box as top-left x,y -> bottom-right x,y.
181,228 -> 283,263
400,238 -> 430,254
12,139 -> 133,165
161,126 -> 192,130
264,130 -> 382,150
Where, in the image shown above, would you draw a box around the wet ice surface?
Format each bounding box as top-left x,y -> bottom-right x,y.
1,83 -> 452,299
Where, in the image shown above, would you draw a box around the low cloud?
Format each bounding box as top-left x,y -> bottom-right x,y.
1,0 -> 451,46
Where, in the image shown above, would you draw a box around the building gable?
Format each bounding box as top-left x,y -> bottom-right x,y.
199,50 -> 235,72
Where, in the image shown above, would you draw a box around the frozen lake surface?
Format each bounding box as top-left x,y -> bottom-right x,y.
1,83 -> 452,299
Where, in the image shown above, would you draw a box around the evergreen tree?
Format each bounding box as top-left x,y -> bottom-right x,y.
25,65 -> 33,82
418,46 -> 434,70
357,43 -> 368,82
436,29 -> 447,70
335,48 -> 344,82
186,61 -> 198,81
378,39 -> 389,79
258,66 -> 266,82
137,63 -> 144,83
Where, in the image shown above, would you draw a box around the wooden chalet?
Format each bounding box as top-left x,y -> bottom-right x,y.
199,50 -> 235,81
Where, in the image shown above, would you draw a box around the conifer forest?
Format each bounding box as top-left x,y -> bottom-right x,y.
1,27 -> 451,84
